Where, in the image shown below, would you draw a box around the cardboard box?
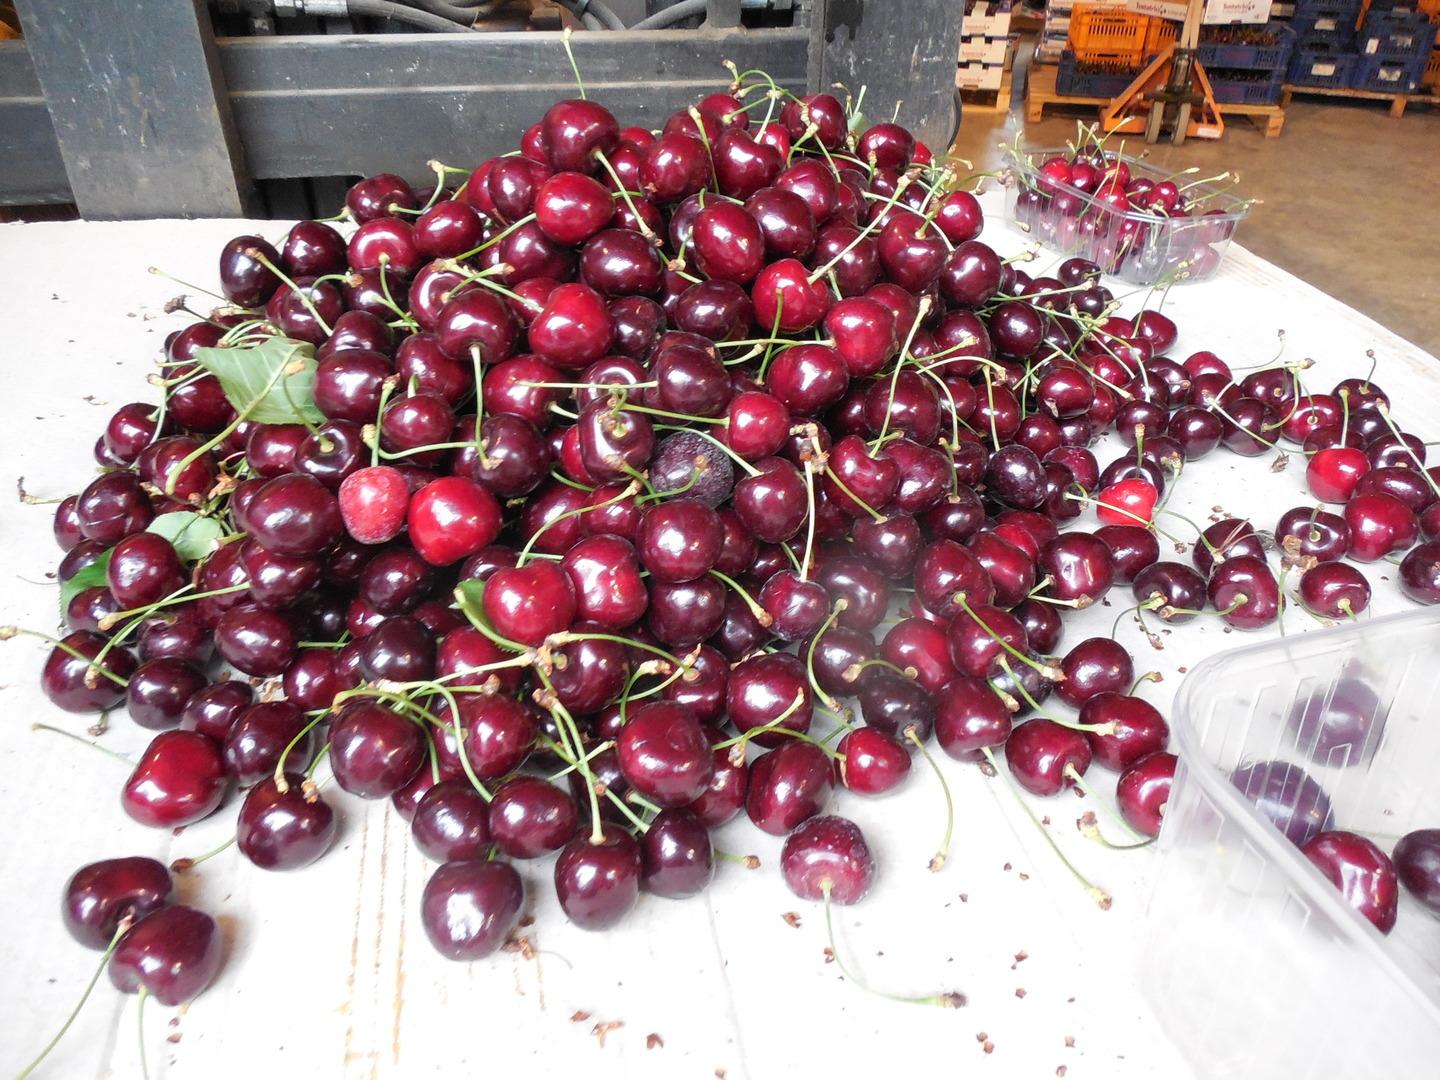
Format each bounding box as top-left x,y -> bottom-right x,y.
963,0 -> 1014,37
1126,0 -> 1273,23
956,60 -> 1006,90
960,34 -> 1011,63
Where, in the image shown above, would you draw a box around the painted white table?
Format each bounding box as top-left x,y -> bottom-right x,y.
1,196 -> 1436,1080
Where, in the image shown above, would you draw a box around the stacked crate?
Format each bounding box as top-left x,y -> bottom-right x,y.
1197,21 -> 1295,102
1040,0 -> 1127,62
1286,0 -> 1364,85
1054,4 -> 1168,93
1283,0 -> 1438,92
1352,6 -> 1437,90
958,0 -> 1015,91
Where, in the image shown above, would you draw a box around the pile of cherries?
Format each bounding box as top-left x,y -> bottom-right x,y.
20,68 -> 1440,1071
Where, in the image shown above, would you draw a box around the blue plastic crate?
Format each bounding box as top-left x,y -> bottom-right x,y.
1287,47 -> 1359,86
1055,50 -> 1146,97
1291,15 -> 1357,49
1350,50 -> 1428,91
1356,10 -> 1437,61
1197,22 -> 1296,69
1293,0 -> 1362,17
1207,66 -> 1287,104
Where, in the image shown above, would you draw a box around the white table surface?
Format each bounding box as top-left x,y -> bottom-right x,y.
1,193 -> 1437,1080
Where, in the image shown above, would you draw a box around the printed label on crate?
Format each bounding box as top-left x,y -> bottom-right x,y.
1313,60 -> 1337,73
1127,0 -> 1271,22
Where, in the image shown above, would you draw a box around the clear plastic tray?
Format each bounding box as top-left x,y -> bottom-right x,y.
1147,610 -> 1440,1078
1000,144 -> 1250,286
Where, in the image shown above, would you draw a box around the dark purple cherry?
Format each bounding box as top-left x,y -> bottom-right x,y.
237,774 -> 337,870
641,809 -> 715,899
1231,760 -> 1333,847
108,905 -> 222,1005
554,825 -> 642,931
781,815 -> 874,904
63,857 -> 174,950
421,859 -> 525,960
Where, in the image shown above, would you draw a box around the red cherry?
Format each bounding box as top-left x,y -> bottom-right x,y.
1306,447 -> 1370,503
483,561 -> 577,645
408,477 -> 502,566
1096,478 -> 1159,525
339,465 -> 410,545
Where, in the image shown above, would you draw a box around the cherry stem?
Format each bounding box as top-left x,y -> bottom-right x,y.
980,746 -> 1112,910
31,722 -> 132,764
953,596 -> 1065,682
712,690 -> 815,758
905,727 -> 954,872
804,601 -> 848,711
841,656 -> 915,682
995,659 -> 1114,736
1064,764 -> 1150,845
708,569 -> 774,627
136,986 -> 151,1080
15,917 -> 133,1080
171,834 -> 236,872
821,466 -> 887,524
594,152 -> 656,241
800,457 -> 818,583
1374,403 -> 1440,501
821,885 -> 964,1008
560,26 -> 586,99
98,582 -> 249,633
616,400 -> 727,425
453,586 -> 531,654
1,627 -> 130,689
517,479 -> 641,565
1129,670 -> 1162,695
654,423 -> 762,478
549,629 -> 683,670
604,787 -> 650,833
715,848 -> 761,868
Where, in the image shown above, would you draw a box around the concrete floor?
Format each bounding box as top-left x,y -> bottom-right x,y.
953,52 -> 1440,356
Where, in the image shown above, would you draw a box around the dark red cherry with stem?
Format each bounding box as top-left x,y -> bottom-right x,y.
125,658 -> 207,731
781,815 -> 874,905
1301,831 -> 1399,934
42,631 -> 134,714
690,202 -> 766,284
413,199 -> 485,258
686,735 -> 749,827
1131,561 -> 1207,623
1231,760 -> 1333,846
244,474 -> 343,558
1344,492 -> 1417,561
1039,533 -> 1116,605
75,472 -> 153,545
726,651 -> 813,747
63,857 -> 174,950
482,561 -> 577,645
658,646 -> 728,726
554,825 -> 642,931
314,348 -> 389,425
1307,447 -> 1369,503
759,570 -> 830,642
122,730 -> 227,828
218,234 -> 281,306
237,775 -> 337,870
1394,830 -> 1440,914
745,187 -> 816,259
1206,555 -> 1279,629
108,905 -> 222,1006
835,727 -> 912,796
281,649 -> 343,713
1399,541 -> 1440,603
329,702 -> 425,798
641,809 -> 715,899
421,859 -> 526,961
751,258 -> 832,333
806,624 -> 876,698
854,514 -> 922,579
858,671 -> 936,743
646,577 -> 726,647
616,700 -> 714,807
1057,637 -> 1133,708
746,741 -> 835,836
914,539 -> 994,618
410,779 -> 492,862
1299,562 -> 1370,618
1094,525 -> 1159,584
947,603 -> 1027,680
215,605 -> 298,677
1275,507 -> 1349,563
1193,518 -> 1265,577
488,776 -> 578,858
561,534 -> 648,631
766,343 -> 848,415
447,693 -> 537,779
223,701 -> 312,786
1005,719 -> 1091,797
534,171 -> 614,245
637,498 -> 723,584
541,98 -> 618,174
1081,693 -> 1169,771
407,476 -> 502,567
1116,751 -> 1175,838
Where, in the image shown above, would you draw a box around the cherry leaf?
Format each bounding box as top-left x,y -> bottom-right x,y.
193,338 -> 323,426
146,511 -> 226,563
59,549 -> 112,617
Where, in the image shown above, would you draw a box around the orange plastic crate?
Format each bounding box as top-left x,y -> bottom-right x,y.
1425,46 -> 1440,89
1068,4 -> 1154,65
1145,16 -> 1179,54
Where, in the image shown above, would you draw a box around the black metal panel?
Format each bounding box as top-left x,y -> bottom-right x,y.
0,42 -> 69,204
219,28 -> 811,181
821,0 -> 964,150
15,0 -> 253,218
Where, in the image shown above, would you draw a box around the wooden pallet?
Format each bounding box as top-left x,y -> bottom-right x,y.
1281,82 -> 1427,118
1026,63 -> 1286,137
958,69 -> 1015,113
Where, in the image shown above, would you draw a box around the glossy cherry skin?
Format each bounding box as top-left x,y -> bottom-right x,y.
1399,540 -> 1440,604
780,815 -> 874,905
445,693 -> 536,779
615,700 -> 715,807
1344,492 -> 1418,562
483,561 -> 577,645
934,675 -> 1011,761
421,859 -> 526,960
237,774 -> 338,870
329,702 -> 425,798
75,472 -> 153,545
42,631 -> 137,713
122,730 -> 227,828
1207,555 -> 1280,629
746,741 -> 835,836
409,778 -> 492,862
559,534 -> 648,631
835,726 -> 912,796
1117,751 -> 1175,838
179,680 -> 254,743
637,498 -> 723,584
1056,637 -> 1133,708
224,701 -> 313,786
1081,693 -> 1169,771
406,476 -> 502,567
244,473 -> 343,558
752,258 -> 832,333
125,658 -> 207,731
858,670 -> 936,743
554,825 -> 643,931
219,234 -> 281,305
63,857 -> 174,950
1302,830 -> 1399,934
915,539 -> 994,619
1275,507 -> 1349,564
108,905 -> 222,1006
1231,760 -> 1333,847
640,809 -> 714,899
726,652 -> 813,747
215,605 -> 298,677
758,570 -> 830,642
1038,533 -> 1116,605
1394,830 -> 1440,914
1299,562 -> 1370,618
1193,518 -> 1266,577
488,776 -> 579,859
1005,719 -> 1091,796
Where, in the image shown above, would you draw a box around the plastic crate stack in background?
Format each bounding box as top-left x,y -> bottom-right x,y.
1054,3 -> 1163,94
1351,7 -> 1437,91
1199,21 -> 1296,101
1285,0 -> 1363,83
958,0 -> 1015,92
1040,0 -> 1127,62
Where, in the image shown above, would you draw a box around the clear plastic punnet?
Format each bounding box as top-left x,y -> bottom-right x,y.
1000,145 -> 1250,287
1147,610 -> 1440,1078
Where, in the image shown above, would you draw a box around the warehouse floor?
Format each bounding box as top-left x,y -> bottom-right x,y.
953,52 -> 1440,357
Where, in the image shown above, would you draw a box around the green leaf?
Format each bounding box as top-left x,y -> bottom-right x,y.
193,338 -> 324,426
147,511 -> 226,562
60,549 -> 112,618
456,579 -> 489,631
